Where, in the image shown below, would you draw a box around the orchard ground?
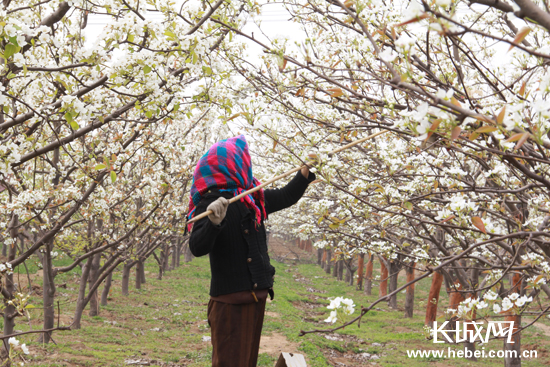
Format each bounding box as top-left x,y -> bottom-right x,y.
5,237 -> 550,367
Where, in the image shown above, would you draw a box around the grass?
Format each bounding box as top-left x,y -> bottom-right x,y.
6,244 -> 550,366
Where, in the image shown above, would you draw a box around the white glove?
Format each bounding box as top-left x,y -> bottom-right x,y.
207,197 -> 229,226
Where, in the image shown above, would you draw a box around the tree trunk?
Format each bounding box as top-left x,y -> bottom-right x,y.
121,263 -> 132,296
162,244 -> 170,272
357,253 -> 364,290
404,263 -> 415,318
337,260 -> 344,281
379,256 -> 388,298
88,253 -> 101,316
184,242 -> 194,262
39,239 -> 56,343
135,260 -> 143,290
171,241 -> 177,270
325,249 -> 332,274
176,240 -> 182,267
140,259 -> 146,284
464,267 -> 480,359
317,248 -> 323,265
157,262 -> 163,280
365,254 -> 373,295
4,217 -> 18,353
388,260 -> 399,309
425,271 -> 444,326
505,273 -> 522,367
100,272 -> 112,306
73,257 -> 92,330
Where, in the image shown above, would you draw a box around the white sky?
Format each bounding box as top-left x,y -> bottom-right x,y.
82,2 -> 306,64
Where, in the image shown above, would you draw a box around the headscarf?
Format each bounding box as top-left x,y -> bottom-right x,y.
186,135 -> 266,231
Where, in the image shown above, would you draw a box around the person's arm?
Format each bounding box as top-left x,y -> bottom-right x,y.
188,197 -> 227,257
264,168 -> 316,215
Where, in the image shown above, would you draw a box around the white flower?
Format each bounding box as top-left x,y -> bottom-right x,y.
4,24 -> 17,37
436,0 -> 452,7
508,293 -> 519,301
8,337 -> 19,347
341,298 -> 355,315
395,34 -> 416,48
502,298 -> 514,311
327,297 -> 343,309
483,290 -> 498,301
476,300 -> 488,310
21,344 -> 29,355
493,303 -> 502,313
39,32 -> 50,43
435,88 -> 454,100
16,34 -> 27,47
379,49 -> 397,62
13,53 -> 24,67
515,295 -> 532,307
324,310 -> 338,323
404,1 -> 424,18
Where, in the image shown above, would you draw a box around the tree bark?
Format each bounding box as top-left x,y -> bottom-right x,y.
404,263 -> 415,318
171,240 -> 177,270
325,249 -> 332,274
121,263 -> 132,296
140,259 -> 146,284
464,266 -> 480,359
88,253 -> 101,316
162,243 -> 170,272
184,241 -> 194,262
388,260 -> 400,309
357,253 -> 364,290
365,254 -> 373,295
73,257 -> 92,330
38,239 -> 56,343
135,260 -> 143,290
4,216 -> 18,353
379,256 -> 388,298
337,260 -> 344,281
176,239 -> 182,267
425,271 -> 444,326
505,273 -> 522,367
100,272 -> 112,306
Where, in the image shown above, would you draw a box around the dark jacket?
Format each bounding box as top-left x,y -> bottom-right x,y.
189,171 -> 316,296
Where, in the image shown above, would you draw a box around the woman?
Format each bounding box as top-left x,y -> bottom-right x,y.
187,135 -> 315,367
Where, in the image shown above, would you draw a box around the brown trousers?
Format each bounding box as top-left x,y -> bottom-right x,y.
207,297 -> 267,367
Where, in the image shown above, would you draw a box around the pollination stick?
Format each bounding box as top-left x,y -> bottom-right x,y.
187,129 -> 390,224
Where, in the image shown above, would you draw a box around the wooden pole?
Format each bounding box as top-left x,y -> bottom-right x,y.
187,130 -> 390,224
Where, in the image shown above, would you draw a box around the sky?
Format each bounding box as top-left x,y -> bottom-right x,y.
83,1 -> 305,63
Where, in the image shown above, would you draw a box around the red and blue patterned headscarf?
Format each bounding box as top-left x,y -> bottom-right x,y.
187,135 -> 266,231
